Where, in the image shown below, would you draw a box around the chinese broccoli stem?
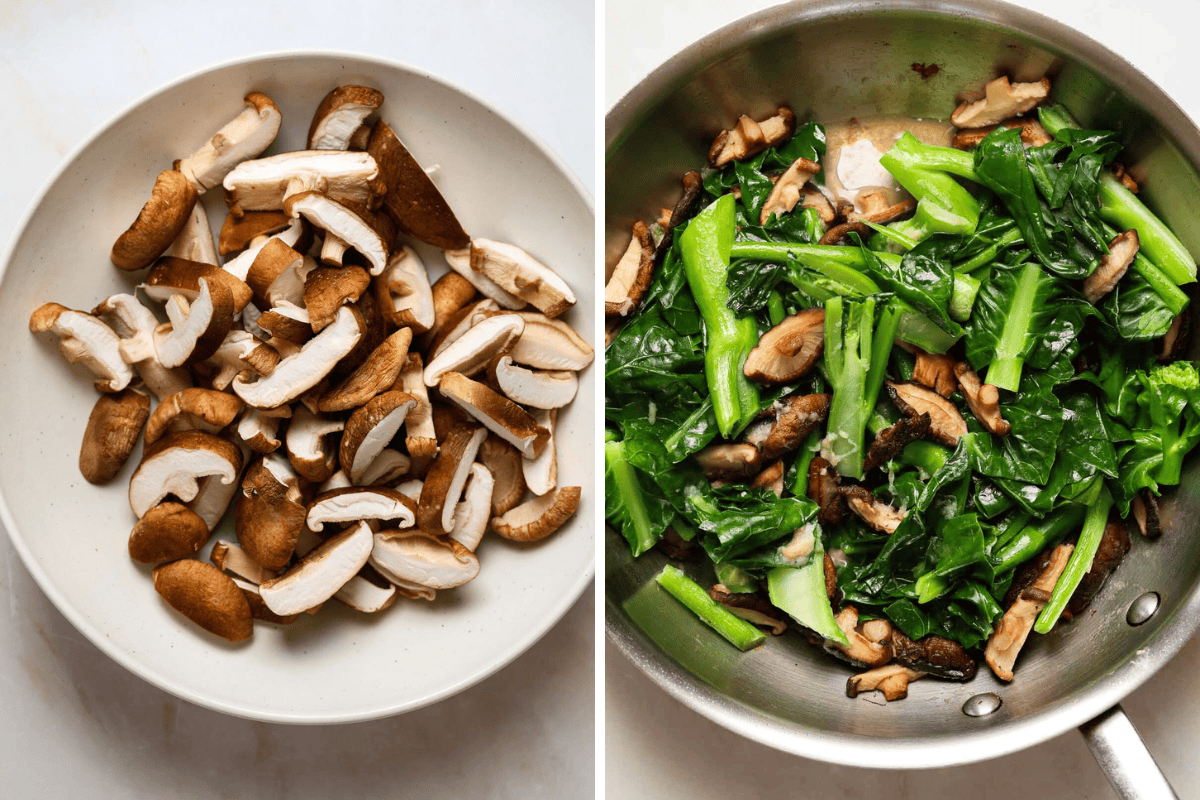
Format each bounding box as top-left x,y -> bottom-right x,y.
788,427 -> 823,498
824,296 -> 894,479
879,133 -> 981,241
990,503 -> 1087,575
987,260 -> 1043,392
679,194 -> 760,436
656,565 -> 766,651
1034,484 -> 1114,633
605,439 -> 658,557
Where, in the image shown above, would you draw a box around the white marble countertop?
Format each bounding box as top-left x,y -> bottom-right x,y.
0,1 -> 595,797
605,0 -> 1200,797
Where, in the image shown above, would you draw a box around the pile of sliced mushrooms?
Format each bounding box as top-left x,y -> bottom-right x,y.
29,85 -> 591,642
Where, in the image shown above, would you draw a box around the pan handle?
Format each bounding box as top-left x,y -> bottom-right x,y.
1079,705 -> 1177,799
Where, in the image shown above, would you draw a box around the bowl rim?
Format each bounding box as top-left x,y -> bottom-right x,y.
604,0 -> 1200,769
0,47 -> 595,725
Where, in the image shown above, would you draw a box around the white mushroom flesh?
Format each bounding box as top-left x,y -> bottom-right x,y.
369,530 -> 480,590
423,313 -> 525,386
522,408 -> 557,496
259,521 -> 374,616
450,463 -> 494,551
443,247 -> 525,309
179,92 -> 283,191
491,356 -> 578,408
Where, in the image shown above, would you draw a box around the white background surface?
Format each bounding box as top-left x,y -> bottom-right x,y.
0,1 -> 595,798
605,0 -> 1200,797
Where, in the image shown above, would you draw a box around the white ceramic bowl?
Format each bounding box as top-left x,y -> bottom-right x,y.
0,51 -> 594,723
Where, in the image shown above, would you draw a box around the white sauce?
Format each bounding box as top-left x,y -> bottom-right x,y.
836,139 -> 898,193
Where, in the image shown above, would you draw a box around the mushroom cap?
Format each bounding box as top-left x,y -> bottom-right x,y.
222,150 -> 381,215
178,92 -> 282,191
244,238 -> 312,309
256,302 -> 315,345
369,530 -> 480,590
235,459 -> 307,570
430,298 -> 501,359
423,313 -> 524,386
437,372 -> 549,458
744,308 -> 825,384
522,408 -> 557,496
303,264 -> 373,332
469,239 -> 576,318
286,191 -> 389,276
233,305 -> 365,409
79,389 -> 150,485
449,463 -> 495,552
760,157 -> 821,225
319,327 -> 412,412
219,209 -> 292,256
376,245 -> 436,333
153,277 -> 236,368
910,345 -> 958,398
367,119 -> 470,250
951,76 -> 1051,129
111,170 -> 200,271
128,430 -> 244,519
427,270 -> 480,341
285,403 -> 345,483
144,256 -> 254,314
127,502 -> 210,564
258,521 -> 374,616
886,381 -> 969,446
398,352 -> 438,459
418,422 -> 487,533
506,312 -> 595,372
237,405 -> 291,453
29,302 -> 134,393
340,390 -> 418,483
694,442 -> 761,481
307,486 -> 416,531
490,485 -> 581,543
145,387 -> 244,445
478,434 -> 526,516
221,217 -> 309,282
152,559 -> 253,642
487,355 -> 578,409
757,393 -> 831,462
211,539 -> 278,585
443,247 -> 525,309
604,222 -> 655,317
1084,229 -> 1140,304
307,85 -> 385,151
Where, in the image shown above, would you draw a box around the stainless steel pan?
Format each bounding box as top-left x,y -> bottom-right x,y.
604,2 -> 1200,796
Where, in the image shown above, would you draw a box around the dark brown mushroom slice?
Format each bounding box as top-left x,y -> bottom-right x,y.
1065,518 -> 1132,620
694,443 -> 762,481
986,542 -> 1074,681
817,220 -> 870,246
1131,489 -> 1163,538
709,585 -> 787,635
80,389 -> 151,485
367,119 -> 470,250
863,412 -> 931,472
749,460 -> 785,497
1084,229 -> 1140,304
655,526 -> 698,561
952,117 -> 1053,150
1111,162 -> 1140,194
757,393 -> 831,461
848,191 -> 917,225
891,629 -> 978,681
954,362 -> 1011,436
824,552 -> 838,600
604,221 -> 655,317
887,381 -> 968,446
808,456 -> 846,526
654,170 -> 705,261
1002,546 -> 1057,608
841,486 -> 906,534
708,107 -> 796,167
846,663 -> 924,701
743,308 -> 825,384
218,210 -> 292,255
911,346 -> 957,398
800,186 -> 836,226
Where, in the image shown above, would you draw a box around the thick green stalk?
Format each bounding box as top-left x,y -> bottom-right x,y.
990,504 -> 1087,574
988,261 -> 1043,391
656,565 -> 767,651
788,428 -> 823,498
679,194 -> 760,436
605,440 -> 657,557
1034,485 -> 1114,633
956,227 -> 1024,273
767,290 -> 786,325
824,296 -> 874,479
866,304 -> 900,410
768,555 -> 849,644
880,133 -> 981,241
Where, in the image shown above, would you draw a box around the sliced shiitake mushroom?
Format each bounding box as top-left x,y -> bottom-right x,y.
339,390 -> 417,484
743,308 -> 824,384
128,502 -> 210,564
491,485 -> 581,543
437,372 -> 549,458
111,170 -> 199,271
153,559 -> 253,642
604,221 -> 655,318
886,381 -> 968,446
954,362 -> 1011,436
258,521 -> 374,616
709,107 -> 796,167
863,412 -> 931,472
235,458 -> 307,571
478,434 -> 526,516
80,389 -> 151,484
418,422 -> 487,533
144,388 -> 244,445
29,302 -> 134,393
842,486 -> 906,534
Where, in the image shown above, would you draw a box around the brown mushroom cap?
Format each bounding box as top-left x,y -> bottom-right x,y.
910,346 -> 957,398
340,390 -> 418,483
491,485 -> 581,542
1083,229 -> 1140,304
303,265 -> 372,332
244,238 -> 309,309
396,352 -> 437,460
951,76 -> 1052,129
744,308 -> 825,384
79,389 -> 150,484
604,221 -> 655,318
709,107 -> 796,167
694,443 -> 762,481
848,191 -> 918,225
128,430 -> 244,520
307,85 -> 385,151
285,403 -> 344,483
808,456 -> 846,526
886,381 -> 968,446
152,559 -> 253,642
425,271 -> 479,344
864,412 -> 932,472
144,256 -> 254,313
153,277 -> 236,368
443,247 -> 525,309
219,210 -> 293,255
478,434 -> 526,516
111,170 -> 200,271
954,362 -> 1011,437
235,459 -> 307,570
760,157 -> 821,225
128,502 -> 210,564
418,422 -> 487,533
319,327 -> 412,413
376,245 -> 436,333
367,119 -> 470,250
469,239 -> 576,318
437,372 -> 549,458
756,393 -> 831,461
144,388 -> 244,445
